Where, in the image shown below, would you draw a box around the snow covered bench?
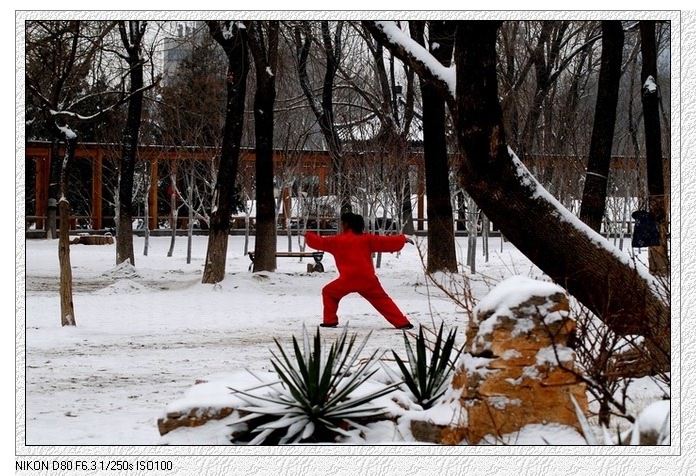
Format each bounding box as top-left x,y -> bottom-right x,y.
247,251 -> 325,272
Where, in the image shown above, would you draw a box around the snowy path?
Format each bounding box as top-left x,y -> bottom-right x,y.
24,235 -> 535,445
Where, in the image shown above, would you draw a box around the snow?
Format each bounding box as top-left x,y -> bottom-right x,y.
475,275 -> 566,320
643,75 -> 658,94
635,399 -> 670,434
56,124 -> 77,139
22,234 -> 668,446
373,21 -> 456,97
508,146 -> 662,291
535,345 -> 575,366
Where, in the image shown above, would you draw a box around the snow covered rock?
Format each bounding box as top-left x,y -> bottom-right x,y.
158,406 -> 235,436
619,399 -> 670,445
444,276 -> 588,444
157,378 -> 246,437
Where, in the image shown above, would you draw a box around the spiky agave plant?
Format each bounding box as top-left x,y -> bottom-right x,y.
228,325 -> 399,444
391,323 -> 464,409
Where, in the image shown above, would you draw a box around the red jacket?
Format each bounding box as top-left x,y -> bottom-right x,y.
305,231 -> 406,279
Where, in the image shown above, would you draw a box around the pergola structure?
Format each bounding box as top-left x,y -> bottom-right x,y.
24,140 -> 427,231
25,140 -> 655,234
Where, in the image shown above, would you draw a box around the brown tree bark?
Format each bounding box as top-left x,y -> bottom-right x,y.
202,21 -> 249,284
57,127 -> 78,326
640,21 -> 670,276
579,21 -> 624,232
246,21 -> 279,273
410,20 -> 458,273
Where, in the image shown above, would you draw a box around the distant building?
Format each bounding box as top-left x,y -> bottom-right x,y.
159,21 -> 201,85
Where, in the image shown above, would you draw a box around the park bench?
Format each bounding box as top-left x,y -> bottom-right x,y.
247,251 -> 325,272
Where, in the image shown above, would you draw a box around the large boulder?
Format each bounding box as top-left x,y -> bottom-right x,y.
444,276 -> 588,444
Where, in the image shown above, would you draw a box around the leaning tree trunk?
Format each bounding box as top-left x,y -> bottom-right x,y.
640,20 -> 670,277
116,21 -> 146,266
202,21 -> 249,284
56,127 -> 78,326
410,20 -> 458,273
579,20 -> 624,233
453,22 -> 669,371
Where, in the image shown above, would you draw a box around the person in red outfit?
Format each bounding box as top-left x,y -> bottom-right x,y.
304,213 -> 414,330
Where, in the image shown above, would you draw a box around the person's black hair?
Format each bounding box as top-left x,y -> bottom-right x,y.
340,212 -> 364,234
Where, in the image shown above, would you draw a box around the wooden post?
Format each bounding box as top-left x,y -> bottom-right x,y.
35,155 -> 49,230
318,166 -> 327,196
283,186 -> 291,227
149,159 -> 159,230
92,151 -> 103,230
417,161 -> 425,231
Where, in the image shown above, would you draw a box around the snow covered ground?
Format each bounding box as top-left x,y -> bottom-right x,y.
21,234 -> 667,446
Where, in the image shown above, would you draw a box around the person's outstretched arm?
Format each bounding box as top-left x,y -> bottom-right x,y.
304,231 -> 336,253
368,234 -> 407,253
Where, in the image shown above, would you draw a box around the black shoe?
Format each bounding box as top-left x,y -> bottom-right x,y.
397,323 -> 414,330
319,323 -> 338,328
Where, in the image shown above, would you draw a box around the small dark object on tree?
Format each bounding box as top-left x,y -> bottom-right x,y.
631,210 -> 660,248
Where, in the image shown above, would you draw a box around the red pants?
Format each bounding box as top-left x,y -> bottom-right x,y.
321,276 -> 410,328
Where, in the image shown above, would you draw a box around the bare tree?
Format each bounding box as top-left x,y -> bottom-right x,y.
410,20 -> 458,273
519,21 -> 601,158
202,21 -> 250,284
245,20 -> 280,272
294,21 -> 351,213
25,20 -> 118,239
116,20 -> 148,266
56,126 -> 78,326
639,21 -> 669,276
25,20 -> 150,326
579,21 -> 625,232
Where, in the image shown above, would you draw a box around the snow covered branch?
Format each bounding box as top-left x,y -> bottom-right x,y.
362,21 -> 455,110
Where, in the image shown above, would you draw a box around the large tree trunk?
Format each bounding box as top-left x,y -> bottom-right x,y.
116,21 -> 146,266
247,21 -> 279,273
57,128 -> 77,326
452,21 -> 669,371
640,21 -> 669,276
410,20 -> 458,273
579,21 -> 624,232
202,21 -> 249,284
